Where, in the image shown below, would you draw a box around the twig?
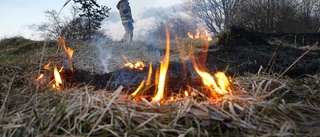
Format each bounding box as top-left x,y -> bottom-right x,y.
278,42 -> 318,79
265,42 -> 281,74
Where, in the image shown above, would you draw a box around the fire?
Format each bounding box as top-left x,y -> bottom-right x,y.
58,37 -> 74,72
193,60 -> 231,96
184,91 -> 189,97
37,37 -> 74,90
151,26 -> 171,103
188,29 -> 212,42
52,66 -> 63,90
129,27 -> 232,103
59,37 -> 74,61
130,62 -> 153,97
123,56 -> 145,70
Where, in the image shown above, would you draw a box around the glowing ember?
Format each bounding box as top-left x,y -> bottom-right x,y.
151,26 -> 170,103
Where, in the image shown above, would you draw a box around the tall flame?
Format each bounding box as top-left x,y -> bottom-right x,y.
53,66 -> 62,90
152,26 -> 170,103
59,37 -> 74,72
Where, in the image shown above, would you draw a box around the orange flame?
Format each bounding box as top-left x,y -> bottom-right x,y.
58,37 -> 74,72
131,80 -> 145,97
123,56 -> 145,70
193,60 -> 231,96
53,66 -> 62,90
59,37 -> 74,61
188,29 -> 212,42
152,26 -> 170,103
130,63 -> 153,97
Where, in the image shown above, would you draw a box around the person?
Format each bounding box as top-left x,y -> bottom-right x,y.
117,0 -> 134,43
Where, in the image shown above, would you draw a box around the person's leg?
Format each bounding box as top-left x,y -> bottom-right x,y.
122,22 -> 129,42
127,22 -> 134,43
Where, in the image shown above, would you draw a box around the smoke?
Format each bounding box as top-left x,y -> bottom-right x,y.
90,36 -> 113,73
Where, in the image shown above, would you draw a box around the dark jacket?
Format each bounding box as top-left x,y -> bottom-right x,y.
117,0 -> 134,23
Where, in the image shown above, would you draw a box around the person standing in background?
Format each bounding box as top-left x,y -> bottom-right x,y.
117,0 -> 134,43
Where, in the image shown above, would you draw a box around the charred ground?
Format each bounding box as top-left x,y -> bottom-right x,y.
205,27 -> 320,78
61,27 -> 320,91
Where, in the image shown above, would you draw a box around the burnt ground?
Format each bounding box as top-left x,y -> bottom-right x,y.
62,27 -> 319,91
205,27 -> 320,78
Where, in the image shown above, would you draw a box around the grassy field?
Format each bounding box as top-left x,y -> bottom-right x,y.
0,36 -> 320,136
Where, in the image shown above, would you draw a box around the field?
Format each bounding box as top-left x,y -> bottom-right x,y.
0,28 -> 320,136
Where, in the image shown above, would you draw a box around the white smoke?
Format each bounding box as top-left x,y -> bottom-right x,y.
91,36 -> 113,73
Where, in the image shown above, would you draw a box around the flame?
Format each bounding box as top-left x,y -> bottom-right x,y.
188,29 -> 212,42
53,66 -> 62,90
193,60 -> 231,96
58,37 -> 74,72
204,30 -> 212,41
184,91 -> 189,97
151,26 -> 170,103
59,37 -> 74,61
131,80 -> 145,97
44,62 -> 51,70
130,62 -> 153,97
123,56 -> 145,70
36,74 -> 44,81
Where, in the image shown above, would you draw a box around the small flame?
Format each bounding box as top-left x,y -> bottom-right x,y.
152,26 -> 170,103
130,63 -> 153,97
184,91 -> 189,97
44,62 -> 51,70
123,56 -> 145,70
58,37 -> 74,72
59,37 -> 74,61
131,80 -> 145,97
193,60 -> 231,96
36,74 -> 44,81
188,29 -> 212,42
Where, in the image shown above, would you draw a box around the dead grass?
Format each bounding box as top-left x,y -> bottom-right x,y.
1,67 -> 319,136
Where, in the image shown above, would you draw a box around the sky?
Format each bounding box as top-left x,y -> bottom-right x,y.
0,0 -> 184,40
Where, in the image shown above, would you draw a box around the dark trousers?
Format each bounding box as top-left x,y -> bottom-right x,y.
122,22 -> 134,43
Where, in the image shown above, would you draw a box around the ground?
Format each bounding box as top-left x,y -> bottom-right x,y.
64,27 -> 320,90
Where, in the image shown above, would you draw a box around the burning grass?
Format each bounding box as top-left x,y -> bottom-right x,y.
1,66 -> 320,136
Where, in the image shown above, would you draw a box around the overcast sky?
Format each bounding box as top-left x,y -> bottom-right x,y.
0,0 -> 184,40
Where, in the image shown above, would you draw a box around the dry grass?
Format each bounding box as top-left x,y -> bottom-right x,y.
1,37 -> 320,136
1,65 -> 319,136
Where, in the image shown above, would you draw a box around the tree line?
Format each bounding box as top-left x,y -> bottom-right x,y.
35,0 -> 320,41
187,0 -> 320,33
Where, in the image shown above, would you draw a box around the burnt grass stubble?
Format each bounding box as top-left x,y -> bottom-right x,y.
62,27 -> 320,93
